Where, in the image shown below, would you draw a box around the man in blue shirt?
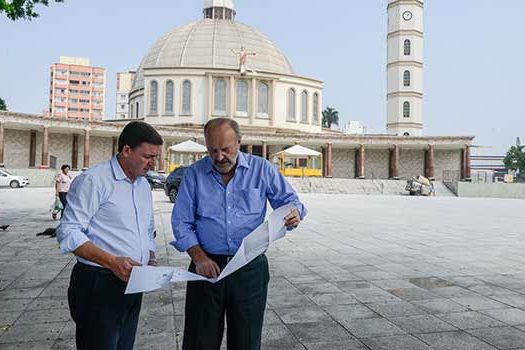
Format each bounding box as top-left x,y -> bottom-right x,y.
172,118 -> 307,350
57,121 -> 163,350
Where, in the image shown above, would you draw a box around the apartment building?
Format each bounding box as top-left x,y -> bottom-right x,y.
115,71 -> 135,119
48,56 -> 106,120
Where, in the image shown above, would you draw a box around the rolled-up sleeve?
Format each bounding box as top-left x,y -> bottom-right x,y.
265,161 -> 308,221
170,168 -> 200,252
56,174 -> 101,253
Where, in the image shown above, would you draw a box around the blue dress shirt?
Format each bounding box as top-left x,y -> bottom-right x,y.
57,156 -> 156,267
171,152 -> 307,255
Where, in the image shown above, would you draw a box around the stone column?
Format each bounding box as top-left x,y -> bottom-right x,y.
321,146 -> 327,177
326,142 -> 333,178
262,142 -> 267,160
462,145 -> 471,180
251,77 -> 257,125
247,144 -> 253,155
159,143 -> 166,172
112,136 -> 118,156
229,75 -> 235,118
426,144 -> 435,179
390,144 -> 400,179
357,144 -> 365,179
466,145 -> 471,180
29,131 -> 36,167
83,129 -> 90,169
0,121 -> 4,167
41,126 -> 49,168
72,134 -> 79,170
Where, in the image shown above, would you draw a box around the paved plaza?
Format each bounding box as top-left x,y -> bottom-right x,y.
1,188 -> 525,349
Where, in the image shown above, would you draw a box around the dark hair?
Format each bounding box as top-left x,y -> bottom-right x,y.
61,164 -> 70,171
204,118 -> 242,141
118,121 -> 163,152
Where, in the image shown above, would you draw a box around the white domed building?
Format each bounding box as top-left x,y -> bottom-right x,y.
129,0 -> 323,133
0,0 -> 475,186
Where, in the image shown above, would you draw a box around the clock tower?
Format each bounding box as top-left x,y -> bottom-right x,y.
386,0 -> 424,136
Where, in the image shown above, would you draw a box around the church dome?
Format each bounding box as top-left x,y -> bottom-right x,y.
132,9 -> 294,90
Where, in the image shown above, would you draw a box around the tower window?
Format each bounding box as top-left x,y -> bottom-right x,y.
404,39 -> 411,55
403,70 -> 411,87
403,132 -> 410,136
403,101 -> 410,118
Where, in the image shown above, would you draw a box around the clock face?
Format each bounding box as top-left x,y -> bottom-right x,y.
402,11 -> 413,21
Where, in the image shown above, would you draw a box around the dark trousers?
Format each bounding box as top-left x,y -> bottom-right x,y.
68,263 -> 143,350
58,192 -> 67,218
183,254 -> 270,350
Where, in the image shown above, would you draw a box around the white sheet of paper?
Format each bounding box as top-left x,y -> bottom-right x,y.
170,267 -> 208,282
125,266 -> 174,294
125,203 -> 297,294
268,204 -> 291,243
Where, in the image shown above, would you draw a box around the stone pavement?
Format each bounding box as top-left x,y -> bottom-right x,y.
1,187 -> 525,349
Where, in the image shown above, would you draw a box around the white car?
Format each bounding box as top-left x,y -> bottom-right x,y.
0,169 -> 30,188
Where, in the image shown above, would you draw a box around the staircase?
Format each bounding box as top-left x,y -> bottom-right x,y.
285,177 -> 456,197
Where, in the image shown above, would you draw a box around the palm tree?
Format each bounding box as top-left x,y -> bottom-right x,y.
322,106 -> 339,128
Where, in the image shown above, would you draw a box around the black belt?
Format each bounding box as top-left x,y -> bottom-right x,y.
206,252 -> 235,265
76,261 -> 114,275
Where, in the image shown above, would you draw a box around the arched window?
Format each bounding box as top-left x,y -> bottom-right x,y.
287,89 -> 296,121
236,79 -> 249,113
258,82 -> 269,115
149,81 -> 158,114
165,80 -> 174,113
403,132 -> 410,136
404,39 -> 411,55
301,91 -> 308,122
403,70 -> 411,87
313,93 -> 319,124
135,101 -> 139,118
403,101 -> 410,118
214,79 -> 226,114
182,80 -> 192,114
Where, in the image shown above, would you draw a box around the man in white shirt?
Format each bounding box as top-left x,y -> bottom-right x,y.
57,121 -> 163,350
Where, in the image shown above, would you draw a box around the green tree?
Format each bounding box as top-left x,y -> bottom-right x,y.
1,0 -> 64,21
322,106 -> 339,128
0,97 -> 6,111
503,138 -> 525,173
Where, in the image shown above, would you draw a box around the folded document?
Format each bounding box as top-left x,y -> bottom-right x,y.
125,203 -> 294,294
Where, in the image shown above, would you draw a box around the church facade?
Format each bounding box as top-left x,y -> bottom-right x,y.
0,0 -> 474,182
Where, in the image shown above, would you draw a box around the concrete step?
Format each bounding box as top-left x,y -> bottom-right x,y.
285,177 -> 456,197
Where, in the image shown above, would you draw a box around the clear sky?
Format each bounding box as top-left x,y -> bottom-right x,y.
1,0 -> 523,155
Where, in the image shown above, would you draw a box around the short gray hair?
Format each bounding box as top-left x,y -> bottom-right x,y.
204,118 -> 242,141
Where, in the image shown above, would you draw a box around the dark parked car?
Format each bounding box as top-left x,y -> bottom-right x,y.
145,171 -> 166,189
164,166 -> 188,203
